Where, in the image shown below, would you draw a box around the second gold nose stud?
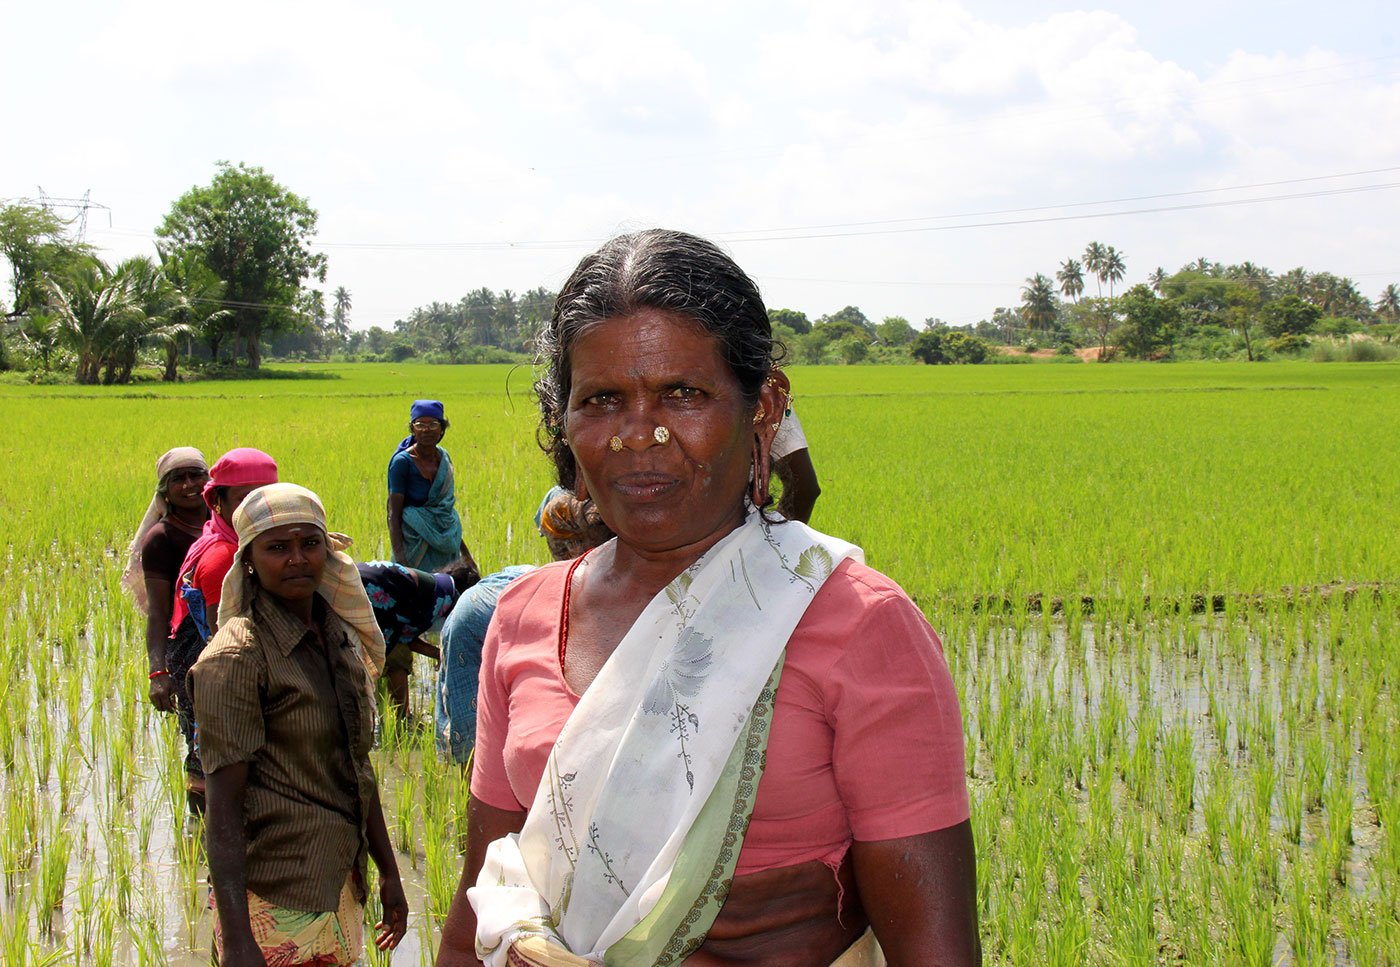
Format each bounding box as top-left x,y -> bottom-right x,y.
609,427 -> 670,451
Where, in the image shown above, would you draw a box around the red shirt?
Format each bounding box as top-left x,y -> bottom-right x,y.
470,557 -> 969,875
193,541 -> 236,612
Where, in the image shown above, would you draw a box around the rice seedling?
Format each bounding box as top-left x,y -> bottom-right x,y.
36,815 -> 71,935
2,361 -> 1398,961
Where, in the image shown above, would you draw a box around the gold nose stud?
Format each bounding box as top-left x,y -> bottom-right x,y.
609,436 -> 623,452
653,426 -> 671,444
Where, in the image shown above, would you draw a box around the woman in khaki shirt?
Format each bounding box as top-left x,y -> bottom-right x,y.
190,483 -> 407,966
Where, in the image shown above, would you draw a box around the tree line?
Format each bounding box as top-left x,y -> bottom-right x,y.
5,163 -> 1398,382
1011,242 -> 1396,362
1,163 -> 328,382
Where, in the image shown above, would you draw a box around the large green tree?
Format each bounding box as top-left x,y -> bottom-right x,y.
875,316 -> 916,346
768,308 -> 812,335
1259,296 -> 1321,338
1115,284 -> 1180,359
156,162 -> 327,368
816,305 -> 873,334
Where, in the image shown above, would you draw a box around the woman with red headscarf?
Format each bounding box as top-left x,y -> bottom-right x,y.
161,447 -> 279,809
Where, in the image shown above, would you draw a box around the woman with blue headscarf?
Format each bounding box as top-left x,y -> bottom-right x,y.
387,399 -> 468,571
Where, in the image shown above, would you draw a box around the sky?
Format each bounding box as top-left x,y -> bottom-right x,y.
3,0 -> 1398,330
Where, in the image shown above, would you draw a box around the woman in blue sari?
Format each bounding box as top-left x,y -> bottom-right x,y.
387,399 -> 467,570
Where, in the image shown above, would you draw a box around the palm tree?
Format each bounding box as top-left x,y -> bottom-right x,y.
46,258 -> 137,384
1229,261 -> 1273,299
497,288 -> 520,350
18,311 -> 61,370
1056,259 -> 1084,303
1376,283 -> 1400,322
107,256 -> 174,383
464,287 -> 497,346
1083,242 -> 1108,297
157,246 -> 229,378
1148,267 -> 1167,294
1277,267 -> 1309,298
332,286 -> 352,340
1103,247 -> 1126,299
1020,274 -> 1058,332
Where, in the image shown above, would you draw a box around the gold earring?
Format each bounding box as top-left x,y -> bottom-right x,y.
609,436 -> 623,452
770,420 -> 781,431
751,410 -> 763,424
653,426 -> 670,444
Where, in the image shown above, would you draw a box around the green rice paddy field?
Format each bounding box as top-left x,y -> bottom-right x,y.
1,360 -> 1398,964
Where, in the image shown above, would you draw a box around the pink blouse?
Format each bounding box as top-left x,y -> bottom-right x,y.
470,557 -> 969,876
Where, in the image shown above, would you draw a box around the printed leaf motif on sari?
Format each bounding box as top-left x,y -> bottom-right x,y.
794,545 -> 835,583
642,627 -> 713,792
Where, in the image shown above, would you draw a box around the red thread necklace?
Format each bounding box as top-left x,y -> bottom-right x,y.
558,549 -> 593,669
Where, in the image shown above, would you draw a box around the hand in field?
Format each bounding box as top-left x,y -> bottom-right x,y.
376,875 -> 409,950
149,675 -> 177,713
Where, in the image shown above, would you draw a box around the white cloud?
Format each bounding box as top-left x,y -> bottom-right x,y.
5,0 -> 1397,327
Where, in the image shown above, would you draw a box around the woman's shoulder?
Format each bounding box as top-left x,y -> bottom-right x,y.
494,560 -> 570,612
810,556 -> 921,615
787,557 -> 938,673
200,615 -> 259,656
190,615 -> 266,685
193,539 -> 235,575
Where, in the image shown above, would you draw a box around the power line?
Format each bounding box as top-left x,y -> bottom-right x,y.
719,181 -> 1400,244
717,167 -> 1400,236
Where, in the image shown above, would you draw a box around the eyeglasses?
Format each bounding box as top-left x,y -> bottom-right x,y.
411,419 -> 443,431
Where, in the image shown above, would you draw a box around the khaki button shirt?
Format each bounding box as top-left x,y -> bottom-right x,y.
190,590 -> 378,912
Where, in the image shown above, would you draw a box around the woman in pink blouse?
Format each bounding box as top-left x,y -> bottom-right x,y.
437,230 -> 977,966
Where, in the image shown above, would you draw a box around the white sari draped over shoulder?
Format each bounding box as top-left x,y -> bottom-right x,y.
469,511 -> 861,966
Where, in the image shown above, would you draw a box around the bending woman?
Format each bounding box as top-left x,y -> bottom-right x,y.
436,230 -> 977,966
387,398 -> 468,570
189,483 -> 406,966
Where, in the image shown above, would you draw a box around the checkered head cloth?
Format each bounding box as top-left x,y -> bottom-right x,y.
219,483 -> 386,680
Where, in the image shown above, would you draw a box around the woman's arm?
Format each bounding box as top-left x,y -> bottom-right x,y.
773,448 -> 821,524
387,493 -> 407,562
435,799 -> 528,966
143,574 -> 176,712
850,821 -> 980,966
205,762 -> 265,966
365,785 -> 409,950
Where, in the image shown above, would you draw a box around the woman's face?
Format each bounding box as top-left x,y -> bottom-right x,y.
410,417 -> 445,449
164,467 -> 209,512
566,310 -> 779,558
248,523 -> 327,604
215,484 -> 263,527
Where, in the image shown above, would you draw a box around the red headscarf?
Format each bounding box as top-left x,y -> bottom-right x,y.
169,448 -> 279,635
